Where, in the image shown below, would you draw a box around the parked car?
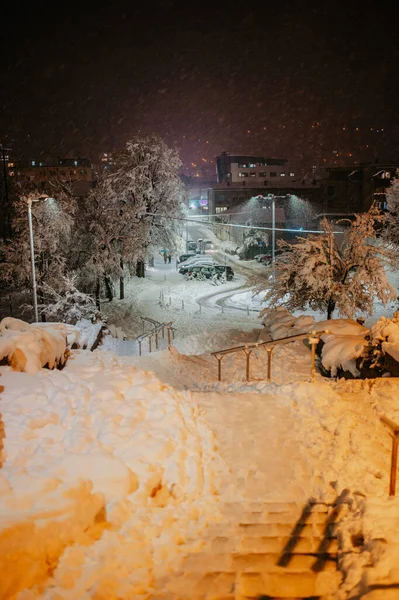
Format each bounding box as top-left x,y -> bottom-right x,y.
178,252 -> 196,263
213,265 -> 234,280
186,265 -> 215,279
178,255 -> 214,269
179,259 -> 215,274
185,264 -> 234,281
186,241 -> 197,252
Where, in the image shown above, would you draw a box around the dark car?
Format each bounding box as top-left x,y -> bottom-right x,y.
186,241 -> 197,252
179,260 -> 214,275
178,252 -> 196,263
186,265 -> 234,281
214,265 -> 234,280
186,265 -> 214,279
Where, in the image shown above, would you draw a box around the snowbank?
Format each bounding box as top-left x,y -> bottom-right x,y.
369,312 -> 399,363
321,333 -> 367,377
0,317 -> 68,374
317,319 -> 369,377
260,306 -> 315,340
0,350 -> 223,597
74,318 -> 103,350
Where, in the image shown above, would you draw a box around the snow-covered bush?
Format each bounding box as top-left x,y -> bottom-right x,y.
0,317 -> 68,373
238,229 -> 269,260
262,207 -> 396,319
321,332 -> 368,377
260,307 -> 315,339
360,312 -> 399,375
40,274 -> 99,325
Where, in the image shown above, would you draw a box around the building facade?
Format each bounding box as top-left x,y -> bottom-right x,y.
216,152 -> 298,185
10,157 -> 96,196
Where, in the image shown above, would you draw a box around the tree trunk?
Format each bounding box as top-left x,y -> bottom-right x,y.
104,276 -> 114,302
327,298 -> 335,320
136,260 -> 145,278
120,258 -> 124,300
95,279 -> 101,310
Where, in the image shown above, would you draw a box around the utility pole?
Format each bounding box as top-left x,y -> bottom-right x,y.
0,145 -> 11,237
271,195 -> 276,264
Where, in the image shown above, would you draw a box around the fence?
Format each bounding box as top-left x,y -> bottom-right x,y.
211,330 -> 329,383
157,289 -> 259,316
136,316 -> 175,356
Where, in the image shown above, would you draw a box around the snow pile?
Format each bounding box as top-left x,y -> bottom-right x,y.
321,334 -> 367,377
260,306 -> 315,340
75,318 -> 103,350
107,323 -> 127,340
368,312 -> 399,363
0,350 -> 223,597
0,317 -> 68,374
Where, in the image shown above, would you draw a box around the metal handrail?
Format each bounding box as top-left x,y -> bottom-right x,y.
381,416 -> 399,496
211,329 -> 329,383
136,320 -> 174,356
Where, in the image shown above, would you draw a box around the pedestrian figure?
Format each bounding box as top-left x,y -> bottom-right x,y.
163,252 -> 167,264
168,254 -> 172,264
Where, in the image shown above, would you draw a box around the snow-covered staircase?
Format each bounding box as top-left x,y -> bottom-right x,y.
153,500 -> 342,599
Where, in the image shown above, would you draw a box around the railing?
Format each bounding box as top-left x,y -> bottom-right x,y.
136,317 -> 174,356
211,330 -> 329,383
381,416 -> 399,496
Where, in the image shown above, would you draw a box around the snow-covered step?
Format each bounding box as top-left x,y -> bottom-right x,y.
236,569 -> 342,598
238,522 -> 331,538
238,535 -> 339,554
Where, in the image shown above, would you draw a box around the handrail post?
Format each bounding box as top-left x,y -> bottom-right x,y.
266,347 -> 273,381
162,326 -> 165,339
167,326 -> 171,348
390,435 -> 398,496
149,335 -> 152,353
155,331 -> 159,350
308,331 -> 319,382
215,354 -> 223,381
243,347 -> 252,381
138,340 -> 142,357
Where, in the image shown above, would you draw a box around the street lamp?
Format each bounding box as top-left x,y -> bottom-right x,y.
27,195 -> 53,322
254,194 -> 287,265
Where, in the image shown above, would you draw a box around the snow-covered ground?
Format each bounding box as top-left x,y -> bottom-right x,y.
2,225 -> 399,598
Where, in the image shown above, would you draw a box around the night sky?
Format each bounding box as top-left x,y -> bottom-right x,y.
1,1 -> 399,170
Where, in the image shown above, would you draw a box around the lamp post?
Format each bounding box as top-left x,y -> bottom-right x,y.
27,195 -> 52,322
254,194 -> 287,265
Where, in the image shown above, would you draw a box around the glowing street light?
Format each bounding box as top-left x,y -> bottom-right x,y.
253,194 -> 287,264
27,195 -> 54,322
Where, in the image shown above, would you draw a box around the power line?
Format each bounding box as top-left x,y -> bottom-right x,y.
145,212 -> 344,235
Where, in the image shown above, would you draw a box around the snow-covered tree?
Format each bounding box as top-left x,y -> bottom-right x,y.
102,135 -> 185,279
383,172 -> 399,249
40,273 -> 99,324
1,187 -> 75,304
238,229 -> 269,259
262,207 -> 397,319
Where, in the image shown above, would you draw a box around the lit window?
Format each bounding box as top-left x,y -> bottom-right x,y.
216,206 -> 227,213
250,172 -> 256,177
259,171 -> 266,177
289,172 -> 295,177
270,172 -> 277,177
74,160 -> 78,167
238,172 -> 249,178
9,171 -> 14,176
7,162 -> 14,168
280,173 -> 286,177
31,160 -> 36,166
249,163 -> 257,168
238,163 -> 248,168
